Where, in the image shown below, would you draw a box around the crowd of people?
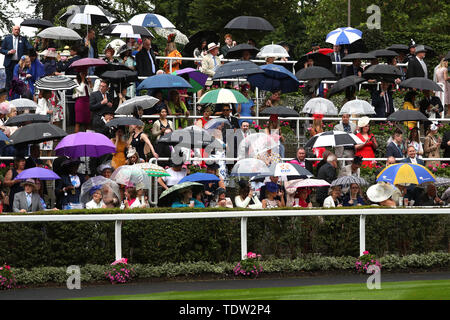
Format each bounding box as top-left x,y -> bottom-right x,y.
0,24 -> 449,213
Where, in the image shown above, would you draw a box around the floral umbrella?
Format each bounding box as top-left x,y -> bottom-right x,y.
133,163 -> 170,177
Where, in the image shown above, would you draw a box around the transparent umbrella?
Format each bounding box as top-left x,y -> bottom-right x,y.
154,28 -> 189,45
339,99 -> 376,115
238,133 -> 279,159
257,44 -> 289,58
110,165 -> 152,189
80,176 -> 121,205
230,158 -> 271,177
302,98 -> 338,115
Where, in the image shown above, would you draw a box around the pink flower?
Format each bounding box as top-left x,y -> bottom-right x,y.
0,163 -> 5,168
363,250 -> 369,255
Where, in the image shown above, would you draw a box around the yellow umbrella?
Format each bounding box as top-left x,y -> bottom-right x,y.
376,163 -> 436,185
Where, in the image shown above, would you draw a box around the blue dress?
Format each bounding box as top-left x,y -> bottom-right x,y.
171,199 -> 205,208
236,98 -> 254,126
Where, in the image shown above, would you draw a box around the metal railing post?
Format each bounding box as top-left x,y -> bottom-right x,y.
360,214 -> 366,256
115,220 -> 122,260
241,217 -> 248,260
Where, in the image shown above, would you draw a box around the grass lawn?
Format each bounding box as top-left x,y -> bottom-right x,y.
80,280 -> 450,300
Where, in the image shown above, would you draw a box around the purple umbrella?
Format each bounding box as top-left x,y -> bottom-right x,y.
14,167 -> 61,180
54,132 -> 116,158
174,68 -> 208,92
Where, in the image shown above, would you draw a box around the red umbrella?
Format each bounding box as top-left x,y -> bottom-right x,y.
307,48 -> 334,55
69,58 -> 107,71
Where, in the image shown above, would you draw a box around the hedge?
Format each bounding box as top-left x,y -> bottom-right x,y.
11,252 -> 450,286
0,207 -> 448,268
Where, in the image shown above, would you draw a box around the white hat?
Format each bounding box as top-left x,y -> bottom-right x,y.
366,182 -> 394,203
358,116 -> 370,128
127,147 -> 137,158
430,123 -> 438,131
207,42 -> 219,51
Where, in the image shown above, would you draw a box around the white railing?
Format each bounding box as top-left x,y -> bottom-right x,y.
0,207 -> 448,260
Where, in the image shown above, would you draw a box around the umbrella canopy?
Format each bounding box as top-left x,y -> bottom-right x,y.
376,163 -> 435,185
158,126 -> 215,149
115,96 -> 159,115
14,167 -> 60,181
257,44 -> 289,58
154,28 -> 189,45
295,66 -> 336,80
327,75 -> 365,97
94,63 -> 133,77
434,177 -> 450,187
55,132 -> 116,158
362,64 -> 403,82
342,52 -> 376,61
230,158 -> 271,177
307,48 -> 334,55
111,165 -> 152,189
197,88 -> 248,104
247,64 -> 299,93
339,99 -> 376,115
129,13 -> 175,28
225,44 -> 259,59
69,58 -> 107,70
174,68 -> 208,93
100,70 -> 138,85
260,106 -> 299,117
285,178 -> 330,189
159,182 -> 204,206
60,4 -> 115,25
106,117 -> 144,127
9,98 -> 38,111
203,118 -> 232,131
137,74 -> 192,91
305,130 -> 363,148
387,110 -> 430,122
35,75 -> 78,91
237,133 -> 279,159
269,162 -> 313,178
330,176 -> 368,187
212,61 -> 264,80
369,49 -> 399,58
183,30 -> 219,57
10,123 -> 67,145
326,27 -> 362,45
302,97 -> 338,115
80,176 -> 121,204
399,78 -> 443,92
179,173 -> 220,184
101,23 -> 154,38
386,44 -> 409,53
4,113 -> 50,126
21,19 -> 53,29
132,163 -> 170,177
224,16 -> 274,31
295,52 -> 332,72
37,26 -> 82,41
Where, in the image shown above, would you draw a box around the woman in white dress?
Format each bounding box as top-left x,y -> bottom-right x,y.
85,187 -> 106,209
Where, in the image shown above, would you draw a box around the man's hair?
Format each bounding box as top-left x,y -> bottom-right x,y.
327,154 -> 337,163
224,34 -> 232,40
393,129 -> 403,137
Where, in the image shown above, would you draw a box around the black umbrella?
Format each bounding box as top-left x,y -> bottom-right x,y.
10,123 -> 67,145
260,106 -> 299,117
445,51 -> 450,61
294,52 -> 332,72
295,66 -> 336,80
342,52 -> 376,61
94,63 -> 133,77
100,70 -> 138,83
225,44 -> 259,59
387,110 -> 430,122
101,23 -> 154,38
224,16 -> 274,31
369,49 -> 399,58
158,127 -> 215,149
386,44 -> 409,53
4,114 -> 50,127
20,19 -> 54,29
106,117 -> 144,127
362,64 -> 402,82
212,61 -> 264,80
399,78 -> 443,92
327,75 -> 365,97
60,4 -> 115,25
182,30 -> 219,57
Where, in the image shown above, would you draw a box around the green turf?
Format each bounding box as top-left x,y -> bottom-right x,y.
79,280 -> 450,300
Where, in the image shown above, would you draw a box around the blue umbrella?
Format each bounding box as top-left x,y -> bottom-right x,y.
179,173 -> 220,184
14,167 -> 61,180
247,64 -> 300,93
376,163 -> 435,185
326,27 -> 362,45
137,74 -> 193,90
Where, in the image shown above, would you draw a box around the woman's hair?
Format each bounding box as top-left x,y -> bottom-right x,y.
164,41 -> 177,56
409,127 -> 419,142
312,118 -> 323,134
328,186 -> 341,196
126,187 -> 137,199
169,90 -> 181,105
18,55 -> 29,69
404,90 -> 416,103
238,180 -> 250,198
439,58 -> 448,68
7,106 -> 16,118
76,71 -> 86,83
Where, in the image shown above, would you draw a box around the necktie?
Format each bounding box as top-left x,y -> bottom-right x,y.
384,93 -> 389,114
336,53 -> 341,73
213,56 -> 217,67
26,193 -> 31,208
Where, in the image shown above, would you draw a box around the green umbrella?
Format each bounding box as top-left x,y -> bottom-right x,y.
197,88 -> 248,104
133,163 -> 170,177
159,182 -> 204,206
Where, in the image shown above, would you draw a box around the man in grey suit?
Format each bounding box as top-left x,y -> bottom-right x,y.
13,179 -> 44,213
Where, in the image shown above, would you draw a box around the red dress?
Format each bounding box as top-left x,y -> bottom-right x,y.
355,133 -> 376,167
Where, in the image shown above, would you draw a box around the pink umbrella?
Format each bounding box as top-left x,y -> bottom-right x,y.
285,179 -> 330,189
69,58 -> 107,71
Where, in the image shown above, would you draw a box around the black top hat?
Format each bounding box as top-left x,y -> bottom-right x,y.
206,162 -> 219,170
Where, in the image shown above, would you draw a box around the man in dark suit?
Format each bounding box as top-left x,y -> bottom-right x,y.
328,45 -> 344,79
135,37 -> 157,77
82,28 -> 98,58
371,81 -> 395,118
316,154 -> 338,206
386,130 -> 404,160
406,45 -> 427,79
419,90 -> 443,132
93,109 -> 114,138
13,179 -> 44,213
287,147 -> 314,174
89,80 -> 115,127
0,25 -> 32,94
401,146 -> 424,165
343,58 -> 363,78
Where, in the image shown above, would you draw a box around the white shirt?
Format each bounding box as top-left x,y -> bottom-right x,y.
162,168 -> 187,187
12,36 -> 19,61
128,198 -> 143,209
323,196 -> 337,208
36,97 -> 51,116
86,200 -> 105,209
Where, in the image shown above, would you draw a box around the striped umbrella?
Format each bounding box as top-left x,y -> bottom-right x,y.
376,163 -> 436,185
101,23 -> 154,38
331,176 -> 368,187
60,5 -> 116,25
305,131 -> 363,148
197,88 -> 248,104
9,98 -> 38,111
35,75 -> 78,91
326,27 -> 362,45
128,13 -> 175,28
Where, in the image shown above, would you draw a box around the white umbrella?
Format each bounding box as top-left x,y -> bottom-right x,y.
230,158 -> 271,177
102,23 -> 155,39
105,39 -> 126,56
37,26 -> 82,41
257,44 -> 289,58
154,28 -> 189,45
339,99 -> 376,115
285,179 -> 331,189
111,165 -> 152,189
302,97 -> 338,115
238,133 -> 279,159
115,96 -> 159,115
128,13 -> 176,28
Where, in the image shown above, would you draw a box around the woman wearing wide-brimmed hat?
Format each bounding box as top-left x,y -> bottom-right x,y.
366,182 -> 396,207
355,116 -> 378,168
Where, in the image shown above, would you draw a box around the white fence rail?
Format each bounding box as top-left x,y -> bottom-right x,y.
1,207 -> 449,260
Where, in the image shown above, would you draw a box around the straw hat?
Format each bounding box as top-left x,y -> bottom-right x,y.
358,116 -> 370,128
366,183 -> 394,203
127,147 -> 137,158
20,178 -> 37,189
207,42 -> 219,51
